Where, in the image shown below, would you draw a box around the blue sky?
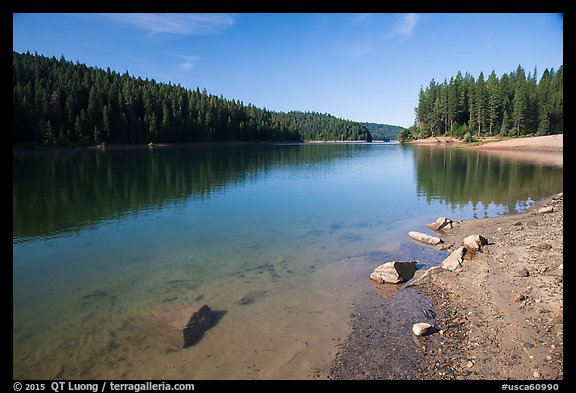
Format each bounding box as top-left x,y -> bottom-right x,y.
13,13 -> 563,128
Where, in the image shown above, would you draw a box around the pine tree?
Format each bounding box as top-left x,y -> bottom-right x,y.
486,70 -> 500,136
512,83 -> 527,135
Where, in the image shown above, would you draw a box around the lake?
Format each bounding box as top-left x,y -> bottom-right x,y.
13,142 -> 563,379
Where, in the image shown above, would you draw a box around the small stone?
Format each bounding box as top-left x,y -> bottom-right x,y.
516,268 -> 530,277
412,322 -> 434,336
467,360 -> 474,368
537,206 -> 554,214
514,294 -> 526,303
533,371 -> 541,378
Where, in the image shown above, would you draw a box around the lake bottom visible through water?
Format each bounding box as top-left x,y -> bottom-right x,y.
14,229 -> 443,379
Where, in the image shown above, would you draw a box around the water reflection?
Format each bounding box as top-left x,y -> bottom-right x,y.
409,145 -> 563,215
13,144 -> 355,241
13,143 -> 563,241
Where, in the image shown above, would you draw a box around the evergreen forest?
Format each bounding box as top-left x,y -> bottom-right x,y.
400,65 -> 563,141
13,52 -> 374,146
363,122 -> 405,141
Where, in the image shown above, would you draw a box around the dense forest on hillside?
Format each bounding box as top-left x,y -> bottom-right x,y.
400,65 -> 563,141
363,122 -> 405,140
13,52 -> 373,146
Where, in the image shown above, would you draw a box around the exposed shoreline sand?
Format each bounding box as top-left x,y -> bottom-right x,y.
330,135 -> 563,380
407,134 -> 563,167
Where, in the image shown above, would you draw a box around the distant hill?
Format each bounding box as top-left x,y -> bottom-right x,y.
363,123 -> 405,141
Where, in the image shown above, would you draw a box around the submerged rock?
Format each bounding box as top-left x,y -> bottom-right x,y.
183,304 -> 213,348
408,231 -> 443,246
370,261 -> 417,284
234,289 -> 268,305
140,303 -> 214,349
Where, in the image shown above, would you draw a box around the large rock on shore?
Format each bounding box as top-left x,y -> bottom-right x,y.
408,231 -> 443,246
370,261 -> 418,284
440,246 -> 468,271
426,217 -> 454,231
463,235 -> 488,252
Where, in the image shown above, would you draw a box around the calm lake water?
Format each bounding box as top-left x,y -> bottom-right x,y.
13,142 -> 563,379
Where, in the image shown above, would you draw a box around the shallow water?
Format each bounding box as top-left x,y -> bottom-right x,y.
13,143 -> 563,379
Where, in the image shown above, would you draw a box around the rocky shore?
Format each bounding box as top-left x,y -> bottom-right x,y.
417,193 -> 563,380
330,193 -> 563,380
329,135 -> 563,380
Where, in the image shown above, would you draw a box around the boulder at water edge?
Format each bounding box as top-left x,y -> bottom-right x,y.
426,217 -> 454,231
408,231 -> 443,246
370,261 -> 418,284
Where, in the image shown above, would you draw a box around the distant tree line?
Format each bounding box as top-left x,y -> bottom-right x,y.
363,122 -> 405,141
399,65 -> 563,141
13,51 -> 373,146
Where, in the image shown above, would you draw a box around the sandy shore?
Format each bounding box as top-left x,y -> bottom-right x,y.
469,135 -> 563,167
406,134 -> 563,152
330,135 -> 563,380
406,136 -> 465,145
471,134 -> 563,152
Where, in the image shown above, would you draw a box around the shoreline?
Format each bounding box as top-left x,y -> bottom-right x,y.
406,134 -> 563,151
13,139 -> 383,153
417,193 -> 563,379
330,193 -> 563,380
330,134 -> 563,380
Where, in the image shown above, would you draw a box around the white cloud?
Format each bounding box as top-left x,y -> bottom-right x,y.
161,52 -> 202,73
98,13 -> 235,36
393,13 -> 419,39
177,62 -> 196,71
